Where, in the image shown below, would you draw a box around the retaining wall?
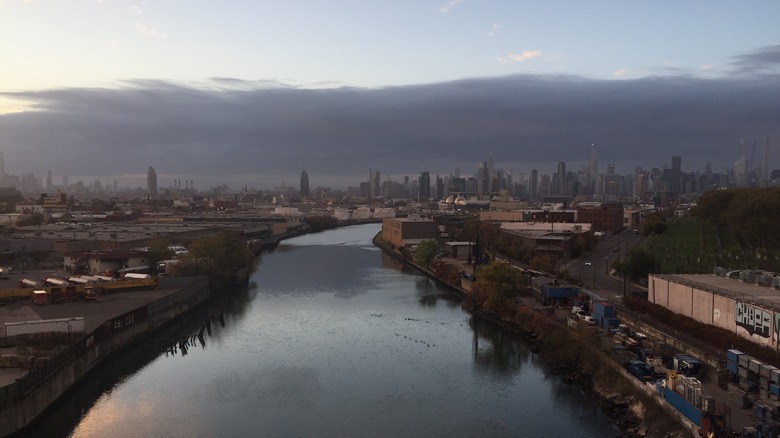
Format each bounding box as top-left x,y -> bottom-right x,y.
0,276 -> 209,437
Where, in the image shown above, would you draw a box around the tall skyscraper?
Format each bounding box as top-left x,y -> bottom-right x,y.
147,166 -> 158,199
46,170 -> 52,190
588,144 -> 598,191
419,171 -> 430,200
529,169 -> 539,201
369,169 -> 380,198
300,171 -> 310,198
556,161 -> 567,196
478,161 -> 489,195
671,156 -> 682,193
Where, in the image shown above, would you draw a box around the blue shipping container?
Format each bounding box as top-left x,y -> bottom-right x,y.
727,361 -> 739,374
727,349 -> 744,363
592,301 -> 615,318
602,317 -> 620,329
664,387 -> 701,427
542,285 -> 578,299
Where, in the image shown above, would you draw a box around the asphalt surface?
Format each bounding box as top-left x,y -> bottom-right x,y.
0,271 -> 180,387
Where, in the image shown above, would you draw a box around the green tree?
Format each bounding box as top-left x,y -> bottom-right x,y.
173,232 -> 257,291
306,215 -> 338,232
475,262 -> 526,311
147,238 -> 175,275
642,212 -> 667,236
530,255 -> 554,274
16,212 -> 45,227
414,239 -> 439,268
615,247 -> 658,282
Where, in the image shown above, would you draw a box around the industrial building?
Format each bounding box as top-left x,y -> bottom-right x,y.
648,272 -> 780,350
381,217 -> 437,250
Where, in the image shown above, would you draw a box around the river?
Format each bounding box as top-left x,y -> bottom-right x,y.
27,223 -> 615,437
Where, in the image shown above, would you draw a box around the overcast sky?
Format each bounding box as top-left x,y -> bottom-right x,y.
1,1 -> 779,190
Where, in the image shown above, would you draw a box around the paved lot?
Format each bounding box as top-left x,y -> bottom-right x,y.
0,283 -> 180,387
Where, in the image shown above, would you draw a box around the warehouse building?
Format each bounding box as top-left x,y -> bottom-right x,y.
648,272 -> 780,350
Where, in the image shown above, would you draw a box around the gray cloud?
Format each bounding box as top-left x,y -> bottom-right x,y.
731,45 -> 780,74
1,71 -> 779,189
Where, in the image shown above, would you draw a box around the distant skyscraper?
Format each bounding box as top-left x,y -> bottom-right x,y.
419,171 -> 431,200
734,156 -> 749,188
147,166 -> 158,198
556,161 -> 567,196
588,144 -> 598,191
671,156 -> 682,193
46,170 -> 52,190
529,169 -> 539,201
369,169 -> 380,198
300,171 -> 310,197
478,161 -> 489,195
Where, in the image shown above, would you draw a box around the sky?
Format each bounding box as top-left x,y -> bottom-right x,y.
1,0 -> 779,190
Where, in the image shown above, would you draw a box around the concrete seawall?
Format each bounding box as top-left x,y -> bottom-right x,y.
0,276 -> 210,437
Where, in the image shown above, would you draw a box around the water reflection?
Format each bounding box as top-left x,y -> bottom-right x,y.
470,316 -> 529,376
23,224 -> 613,438
24,287 -> 255,438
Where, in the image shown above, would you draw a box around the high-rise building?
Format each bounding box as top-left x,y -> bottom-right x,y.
588,144 -> 598,192
419,171 -> 430,200
529,169 -> 539,201
369,169 -> 380,198
671,156 -> 682,193
556,161 -> 567,196
478,161 -> 489,195
46,170 -> 52,190
300,171 -> 310,198
147,166 -> 158,198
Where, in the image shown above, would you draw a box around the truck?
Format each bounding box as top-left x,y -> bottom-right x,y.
625,360 -> 654,382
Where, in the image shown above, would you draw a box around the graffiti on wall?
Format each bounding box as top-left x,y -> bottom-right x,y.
735,301 -> 772,338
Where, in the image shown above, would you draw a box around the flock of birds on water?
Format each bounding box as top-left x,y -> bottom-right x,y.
163,311 -> 467,357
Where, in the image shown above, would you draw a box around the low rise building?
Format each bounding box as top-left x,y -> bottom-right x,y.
576,202 -> 624,233
381,217 -> 437,250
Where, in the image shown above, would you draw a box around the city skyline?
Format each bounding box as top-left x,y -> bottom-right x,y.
0,2 -> 778,188
1,146 -> 775,200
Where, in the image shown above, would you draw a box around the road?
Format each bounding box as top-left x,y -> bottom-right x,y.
569,229 -> 644,302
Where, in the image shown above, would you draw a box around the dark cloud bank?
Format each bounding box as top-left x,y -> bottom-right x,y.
1,71 -> 779,189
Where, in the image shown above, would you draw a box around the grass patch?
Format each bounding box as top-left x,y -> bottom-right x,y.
640,217 -> 779,273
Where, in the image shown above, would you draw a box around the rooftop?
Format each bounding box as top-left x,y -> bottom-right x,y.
655,274 -> 780,311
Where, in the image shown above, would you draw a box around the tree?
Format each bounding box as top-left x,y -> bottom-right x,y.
172,232 -> 257,291
530,255 -> 554,275
475,262 -> 526,311
615,248 -> 657,282
306,215 -> 338,232
414,239 -> 439,268
642,212 -> 667,236
16,212 -> 45,227
147,237 -> 175,275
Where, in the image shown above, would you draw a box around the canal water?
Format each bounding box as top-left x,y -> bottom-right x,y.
28,224 -> 615,437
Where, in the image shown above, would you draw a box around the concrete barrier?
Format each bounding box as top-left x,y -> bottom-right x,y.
0,276 -> 209,436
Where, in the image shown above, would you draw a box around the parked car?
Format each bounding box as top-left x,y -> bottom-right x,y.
583,316 -> 597,325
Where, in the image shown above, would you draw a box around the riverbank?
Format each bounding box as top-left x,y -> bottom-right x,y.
0,276 -> 211,437
372,235 -> 690,438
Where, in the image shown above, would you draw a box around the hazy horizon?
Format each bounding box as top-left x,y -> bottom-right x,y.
1,2 -> 778,191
